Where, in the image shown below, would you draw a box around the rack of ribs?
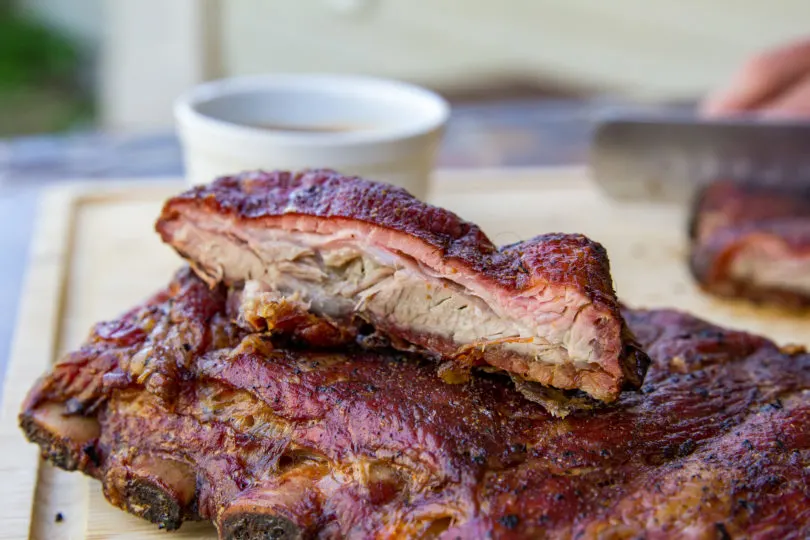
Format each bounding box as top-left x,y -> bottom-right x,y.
20,269 -> 810,538
690,179 -> 810,307
155,169 -> 649,405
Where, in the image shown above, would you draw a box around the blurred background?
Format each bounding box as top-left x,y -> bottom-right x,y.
4,0 -> 810,137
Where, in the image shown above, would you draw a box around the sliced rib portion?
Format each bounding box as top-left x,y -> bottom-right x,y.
690,179 -> 810,307
156,169 -> 648,402
19,271 -> 810,538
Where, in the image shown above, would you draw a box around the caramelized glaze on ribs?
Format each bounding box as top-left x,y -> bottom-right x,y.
20,270 -> 810,538
690,179 -> 810,307
155,170 -> 648,403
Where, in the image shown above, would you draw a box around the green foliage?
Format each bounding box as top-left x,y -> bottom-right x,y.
0,9 -> 89,134
0,12 -> 80,91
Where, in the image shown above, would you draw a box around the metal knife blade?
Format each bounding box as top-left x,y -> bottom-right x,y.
589,115 -> 810,204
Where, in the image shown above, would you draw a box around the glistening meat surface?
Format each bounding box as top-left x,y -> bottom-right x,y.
20,270 -> 810,538
690,179 -> 810,307
156,170 -> 648,403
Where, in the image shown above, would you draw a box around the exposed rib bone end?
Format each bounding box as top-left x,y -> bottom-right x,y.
19,402 -> 101,472
220,513 -> 303,540
219,466 -> 325,540
102,455 -> 198,531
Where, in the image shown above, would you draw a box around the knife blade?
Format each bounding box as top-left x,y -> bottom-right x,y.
589,115 -> 810,204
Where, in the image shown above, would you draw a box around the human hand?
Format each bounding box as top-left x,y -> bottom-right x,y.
701,38 -> 810,118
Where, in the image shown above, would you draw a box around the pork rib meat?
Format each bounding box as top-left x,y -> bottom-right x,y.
690,179 -> 810,307
156,170 -> 648,403
20,269 -> 810,538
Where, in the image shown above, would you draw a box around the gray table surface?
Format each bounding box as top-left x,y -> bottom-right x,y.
0,99 -> 683,398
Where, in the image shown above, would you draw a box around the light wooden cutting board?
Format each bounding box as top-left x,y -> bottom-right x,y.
1,168 -> 807,539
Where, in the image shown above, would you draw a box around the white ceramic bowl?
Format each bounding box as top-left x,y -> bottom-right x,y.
174,74 -> 449,199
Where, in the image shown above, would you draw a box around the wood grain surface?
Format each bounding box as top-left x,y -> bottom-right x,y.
1,168 -> 807,539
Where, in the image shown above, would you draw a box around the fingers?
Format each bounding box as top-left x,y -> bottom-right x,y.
759,72 -> 810,118
702,38 -> 810,117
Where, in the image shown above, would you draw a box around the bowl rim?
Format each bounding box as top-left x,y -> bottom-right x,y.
174,73 -> 450,147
